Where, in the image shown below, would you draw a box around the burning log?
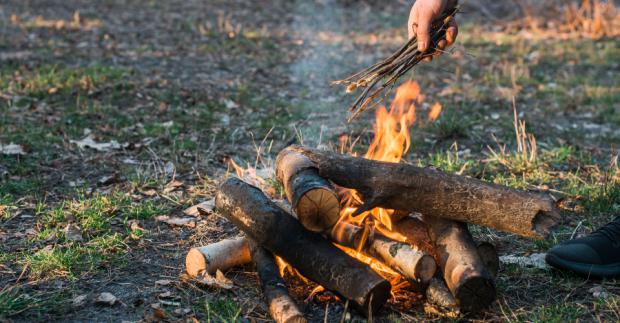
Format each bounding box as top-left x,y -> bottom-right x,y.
286,145 -> 559,239
185,237 -> 251,277
249,240 -> 307,323
276,148 -> 341,232
329,222 -> 436,284
215,178 -> 391,315
423,216 -> 496,313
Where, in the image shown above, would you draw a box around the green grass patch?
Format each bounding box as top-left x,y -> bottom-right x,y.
198,297 -> 243,323
0,287 -> 68,319
0,64 -> 127,99
523,303 -> 587,323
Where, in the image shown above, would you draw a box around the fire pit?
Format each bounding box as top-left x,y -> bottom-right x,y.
185,82 -> 560,322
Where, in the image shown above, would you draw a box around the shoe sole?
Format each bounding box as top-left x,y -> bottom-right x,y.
546,253 -> 620,279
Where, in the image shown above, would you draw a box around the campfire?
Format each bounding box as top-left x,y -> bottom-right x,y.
185,82 -> 560,322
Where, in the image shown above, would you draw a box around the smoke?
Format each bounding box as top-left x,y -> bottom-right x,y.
287,0 -> 353,147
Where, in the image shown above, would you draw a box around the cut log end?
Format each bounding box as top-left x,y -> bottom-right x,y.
185,237 -> 251,277
295,187 -> 340,232
277,148 -> 341,232
454,275 -> 496,313
417,255 -> 438,283
186,248 -> 207,277
533,209 -> 561,239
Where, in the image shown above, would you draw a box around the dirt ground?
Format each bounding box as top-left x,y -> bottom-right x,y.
1,0 -> 619,322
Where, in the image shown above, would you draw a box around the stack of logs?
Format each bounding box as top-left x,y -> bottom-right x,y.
186,145 -> 560,322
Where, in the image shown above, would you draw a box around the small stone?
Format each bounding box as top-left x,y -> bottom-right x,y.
72,294 -> 88,307
95,292 -> 117,305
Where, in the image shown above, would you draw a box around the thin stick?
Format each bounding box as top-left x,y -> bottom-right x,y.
336,6 -> 459,121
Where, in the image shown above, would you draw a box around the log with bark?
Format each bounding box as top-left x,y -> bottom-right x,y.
391,216 -> 501,278
249,240 -> 307,323
186,237 -> 251,277
276,148 -> 341,232
423,216 -> 496,313
215,177 -> 392,315
425,241 -> 499,316
283,145 -> 559,239
329,221 -> 436,284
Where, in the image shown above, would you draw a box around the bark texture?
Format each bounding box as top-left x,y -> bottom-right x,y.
276,148 -> 340,232
185,237 -> 251,277
424,216 -> 496,313
215,177 -> 391,315
287,145 -> 559,239
249,240 -> 307,323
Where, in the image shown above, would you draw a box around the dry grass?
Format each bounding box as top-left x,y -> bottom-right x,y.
487,98 -> 538,174
509,0 -> 620,38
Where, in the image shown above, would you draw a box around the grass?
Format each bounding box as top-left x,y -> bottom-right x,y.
0,287 -> 68,319
198,297 -> 243,323
0,64 -> 127,99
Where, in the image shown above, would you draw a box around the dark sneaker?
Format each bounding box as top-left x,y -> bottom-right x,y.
546,217 -> 620,279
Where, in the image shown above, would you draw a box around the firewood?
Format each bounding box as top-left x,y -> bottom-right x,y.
249,240 -> 307,323
423,216 -> 496,313
215,178 -> 391,315
185,237 -> 251,277
425,242 -> 499,316
391,216 -> 501,278
286,145 -> 559,239
425,276 -> 459,317
329,222 -> 436,284
276,148 -> 340,232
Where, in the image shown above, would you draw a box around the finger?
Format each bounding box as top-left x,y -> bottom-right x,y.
408,6 -> 417,39
437,39 -> 447,50
423,56 -> 433,62
416,12 -> 431,52
446,18 -> 458,46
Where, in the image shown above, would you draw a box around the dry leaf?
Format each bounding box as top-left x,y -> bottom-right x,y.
153,307 -> 168,319
163,180 -> 183,194
95,292 -> 117,305
155,279 -> 172,286
155,215 -> 196,228
184,199 -> 215,217
0,143 -> 25,155
195,270 -> 233,289
70,134 -> 128,152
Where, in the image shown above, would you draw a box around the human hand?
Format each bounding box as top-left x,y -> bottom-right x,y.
408,0 -> 458,61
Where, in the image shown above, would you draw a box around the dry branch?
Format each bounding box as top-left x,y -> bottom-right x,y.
186,237 -> 251,277
287,145 -> 559,239
276,147 -> 340,232
249,240 -> 307,323
334,5 -> 459,121
215,178 -> 391,315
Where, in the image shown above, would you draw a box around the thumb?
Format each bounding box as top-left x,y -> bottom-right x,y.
416,13 -> 431,52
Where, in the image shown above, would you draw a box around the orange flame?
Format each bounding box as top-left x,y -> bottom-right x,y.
338,81 -> 439,233
336,81 -> 441,291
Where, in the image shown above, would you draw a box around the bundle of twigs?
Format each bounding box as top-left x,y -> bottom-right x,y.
334,6 -> 459,122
